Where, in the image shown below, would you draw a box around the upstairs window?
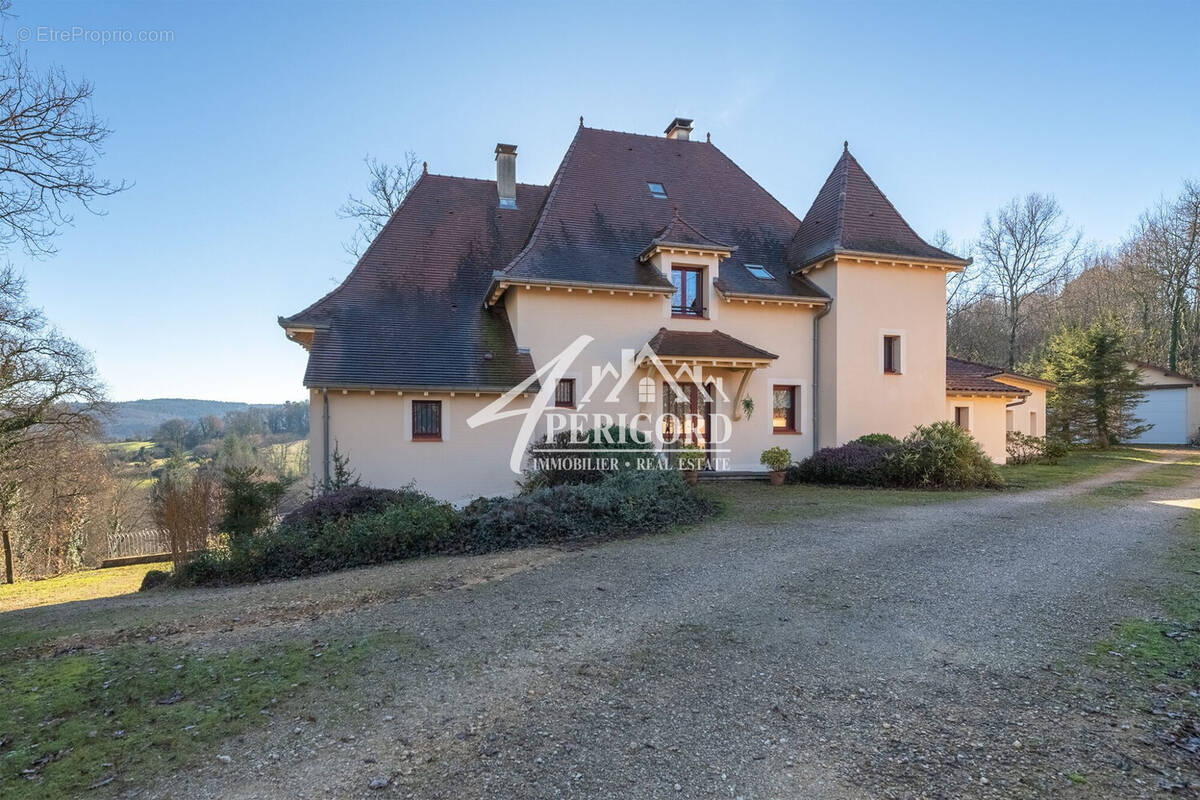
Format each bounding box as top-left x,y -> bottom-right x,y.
554,378 -> 576,408
647,182 -> 668,199
671,266 -> 705,317
412,400 -> 442,440
954,405 -> 971,430
883,335 -> 902,374
745,264 -> 773,280
773,385 -> 798,433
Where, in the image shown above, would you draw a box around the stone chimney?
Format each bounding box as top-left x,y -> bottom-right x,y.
495,143 -> 517,208
665,117 -> 693,141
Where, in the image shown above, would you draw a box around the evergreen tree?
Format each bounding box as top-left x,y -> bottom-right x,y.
1043,321 -> 1149,447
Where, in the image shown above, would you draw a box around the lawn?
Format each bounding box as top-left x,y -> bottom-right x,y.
0,562 -> 171,614
995,445 -> 1184,490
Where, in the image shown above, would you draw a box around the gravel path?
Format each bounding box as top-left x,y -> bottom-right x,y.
144,451 -> 1200,799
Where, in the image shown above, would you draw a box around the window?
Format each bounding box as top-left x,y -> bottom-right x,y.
883,335 -> 902,374
954,406 -> 970,430
1029,411 -> 1038,434
647,182 -> 668,199
745,264 -> 773,280
1006,409 -> 1014,431
638,376 -> 656,403
412,400 -> 442,440
671,266 -> 705,317
554,378 -> 576,408
773,385 -> 797,433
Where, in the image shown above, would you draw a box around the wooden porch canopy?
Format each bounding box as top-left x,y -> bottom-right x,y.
638,328 -> 777,419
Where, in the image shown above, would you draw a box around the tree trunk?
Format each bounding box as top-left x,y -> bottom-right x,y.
2,524 -> 13,584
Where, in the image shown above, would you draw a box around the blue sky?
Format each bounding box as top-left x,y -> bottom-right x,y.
8,1 -> 1199,402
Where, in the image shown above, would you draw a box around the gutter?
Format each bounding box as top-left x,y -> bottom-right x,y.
811,302 -> 833,451
485,272 -> 673,306
321,387 -> 330,491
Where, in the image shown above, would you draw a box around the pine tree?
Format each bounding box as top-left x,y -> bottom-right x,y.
1043,321 -> 1149,447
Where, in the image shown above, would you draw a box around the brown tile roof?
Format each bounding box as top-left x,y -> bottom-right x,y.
788,145 -> 969,270
646,328 -> 778,361
498,125 -> 828,301
945,357 -> 1033,396
281,174 -> 548,390
639,209 -> 735,260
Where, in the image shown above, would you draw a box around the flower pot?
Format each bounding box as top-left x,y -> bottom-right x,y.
684,469 -> 700,487
768,470 -> 785,486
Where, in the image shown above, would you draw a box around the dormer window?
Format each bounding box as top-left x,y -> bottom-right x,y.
671,266 -> 705,317
745,264 -> 773,279
647,182 -> 668,199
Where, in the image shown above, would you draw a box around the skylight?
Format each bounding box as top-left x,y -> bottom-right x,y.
647,182 -> 667,199
745,264 -> 773,279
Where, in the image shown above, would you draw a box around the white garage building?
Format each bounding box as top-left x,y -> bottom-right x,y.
1128,362 -> 1200,445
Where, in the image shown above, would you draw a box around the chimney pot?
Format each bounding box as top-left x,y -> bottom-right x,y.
495,143 -> 517,208
665,117 -> 694,141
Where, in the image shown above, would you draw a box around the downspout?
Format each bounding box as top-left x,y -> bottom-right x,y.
811,302 -> 832,451
321,388 -> 330,490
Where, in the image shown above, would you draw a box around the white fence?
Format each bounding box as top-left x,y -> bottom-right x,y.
108,529 -> 170,559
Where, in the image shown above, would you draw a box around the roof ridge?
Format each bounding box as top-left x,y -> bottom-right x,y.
424,172 -> 547,189
579,124 -> 714,144
499,124 -> 586,278
283,170 -> 435,324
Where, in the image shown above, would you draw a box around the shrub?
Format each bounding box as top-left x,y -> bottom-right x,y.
787,442 -> 894,486
177,488 -> 458,585
152,467 -> 221,572
790,422 -> 1001,490
852,433 -> 901,448
759,446 -> 792,472
887,422 -> 1002,489
1006,431 -> 1045,465
138,569 -> 170,591
1043,436 -> 1070,463
455,469 -> 715,554
279,485 -> 426,530
522,426 -> 655,489
220,466 -> 289,551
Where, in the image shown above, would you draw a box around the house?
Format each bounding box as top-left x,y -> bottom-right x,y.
1127,362 -> 1200,445
945,357 -> 1051,458
282,117 -> 1023,502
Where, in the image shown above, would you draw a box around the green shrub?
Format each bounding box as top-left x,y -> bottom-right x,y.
886,421 -> 1003,489
177,488 -> 458,585
1042,436 -> 1070,464
852,433 -> 902,448
759,446 -> 792,472
456,469 -> 715,553
787,442 -> 894,485
522,426 -> 655,489
790,422 -> 1001,489
1005,431 -> 1046,465
220,466 -> 289,552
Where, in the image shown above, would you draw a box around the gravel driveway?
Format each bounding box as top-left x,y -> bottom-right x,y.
148,452 -> 1200,800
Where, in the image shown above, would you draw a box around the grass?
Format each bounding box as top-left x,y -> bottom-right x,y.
712,447 -> 1174,524
0,563 -> 171,614
995,446 -> 1168,490
0,632 -> 415,799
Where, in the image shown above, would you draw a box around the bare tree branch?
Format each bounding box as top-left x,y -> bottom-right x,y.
337,152 -> 421,257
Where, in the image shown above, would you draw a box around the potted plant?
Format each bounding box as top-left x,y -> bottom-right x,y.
676,443 -> 707,486
759,446 -> 791,486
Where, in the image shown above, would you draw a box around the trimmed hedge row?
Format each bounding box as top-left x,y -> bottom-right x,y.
788,422 -> 1003,489
173,469 -> 715,587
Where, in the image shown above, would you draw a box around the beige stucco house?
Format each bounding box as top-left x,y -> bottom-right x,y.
282,117 -> 1029,502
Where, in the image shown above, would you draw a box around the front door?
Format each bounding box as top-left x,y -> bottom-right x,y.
663,382 -> 714,463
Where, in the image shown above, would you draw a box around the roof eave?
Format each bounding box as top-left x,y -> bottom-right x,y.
794,248 -> 972,274
638,242 -> 736,263
486,273 -> 674,306
714,286 -> 830,307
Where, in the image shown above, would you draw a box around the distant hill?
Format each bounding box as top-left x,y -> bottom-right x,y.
93,398 -> 286,440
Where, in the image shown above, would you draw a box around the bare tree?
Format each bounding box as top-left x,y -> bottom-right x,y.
932,229 -> 980,332
337,152 -> 421,256
0,266 -> 104,582
0,2 -> 128,256
1124,181 -> 1200,371
976,194 -> 1083,368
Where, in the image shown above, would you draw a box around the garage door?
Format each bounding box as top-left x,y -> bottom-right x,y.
1129,388 -> 1189,444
